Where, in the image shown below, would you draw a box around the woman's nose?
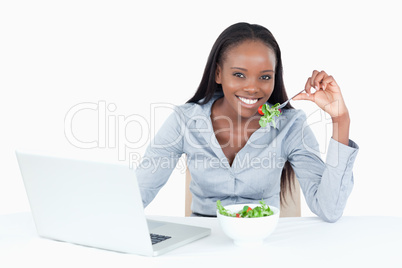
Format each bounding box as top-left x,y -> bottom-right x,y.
244,87 -> 257,93
243,81 -> 259,93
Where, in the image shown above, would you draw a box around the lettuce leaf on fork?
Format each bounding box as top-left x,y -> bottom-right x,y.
259,103 -> 282,128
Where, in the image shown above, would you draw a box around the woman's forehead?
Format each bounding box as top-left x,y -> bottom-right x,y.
223,40 -> 276,69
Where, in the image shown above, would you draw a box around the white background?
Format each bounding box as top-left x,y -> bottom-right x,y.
1,0 -> 401,218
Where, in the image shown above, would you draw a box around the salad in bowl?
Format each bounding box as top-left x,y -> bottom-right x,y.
216,200 -> 280,246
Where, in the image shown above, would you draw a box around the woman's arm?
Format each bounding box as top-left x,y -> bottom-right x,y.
135,108 -> 185,207
284,113 -> 359,223
288,71 -> 358,222
332,112 -> 350,146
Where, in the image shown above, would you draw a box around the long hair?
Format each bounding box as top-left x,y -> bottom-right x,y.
187,22 -> 296,206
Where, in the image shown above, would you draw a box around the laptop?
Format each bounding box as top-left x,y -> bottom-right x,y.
15,150 -> 211,256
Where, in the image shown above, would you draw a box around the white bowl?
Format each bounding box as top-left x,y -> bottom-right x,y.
216,203 -> 280,247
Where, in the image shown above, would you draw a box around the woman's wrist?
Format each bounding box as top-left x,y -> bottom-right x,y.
331,111 -> 350,146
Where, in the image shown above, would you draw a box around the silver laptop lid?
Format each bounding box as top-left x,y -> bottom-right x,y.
15,150 -> 154,256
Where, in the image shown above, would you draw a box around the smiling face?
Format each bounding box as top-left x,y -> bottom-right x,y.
215,40 -> 276,119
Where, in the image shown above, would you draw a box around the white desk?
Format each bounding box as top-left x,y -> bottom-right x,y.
1,213 -> 401,267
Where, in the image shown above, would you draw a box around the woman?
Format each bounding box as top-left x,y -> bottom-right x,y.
136,22 -> 358,222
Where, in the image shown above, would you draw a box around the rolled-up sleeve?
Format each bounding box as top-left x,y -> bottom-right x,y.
285,113 -> 359,223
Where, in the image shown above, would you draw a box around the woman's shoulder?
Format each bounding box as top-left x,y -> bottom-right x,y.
174,94 -> 221,120
280,107 -> 306,118
275,107 -> 308,131
174,101 -> 208,118
163,101 -> 210,129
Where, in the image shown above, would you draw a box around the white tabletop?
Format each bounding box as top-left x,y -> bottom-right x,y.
1,213 -> 401,267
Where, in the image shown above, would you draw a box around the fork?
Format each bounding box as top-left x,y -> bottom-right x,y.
277,89 -> 305,109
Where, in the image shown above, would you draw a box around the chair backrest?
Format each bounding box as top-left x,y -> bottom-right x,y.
185,166 -> 301,217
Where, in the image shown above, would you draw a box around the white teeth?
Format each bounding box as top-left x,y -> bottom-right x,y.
238,96 -> 258,105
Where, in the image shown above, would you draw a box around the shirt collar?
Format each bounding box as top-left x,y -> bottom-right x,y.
198,91 -> 224,116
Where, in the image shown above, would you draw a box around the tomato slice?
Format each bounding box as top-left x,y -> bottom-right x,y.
236,213 -> 241,218
258,105 -> 264,115
246,207 -> 252,213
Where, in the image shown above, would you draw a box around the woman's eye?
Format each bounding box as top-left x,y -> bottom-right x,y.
233,72 -> 245,78
260,75 -> 272,80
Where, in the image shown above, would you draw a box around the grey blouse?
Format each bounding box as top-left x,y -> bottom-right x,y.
135,93 -> 359,222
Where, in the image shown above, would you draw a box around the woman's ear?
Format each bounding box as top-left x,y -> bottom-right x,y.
215,64 -> 222,84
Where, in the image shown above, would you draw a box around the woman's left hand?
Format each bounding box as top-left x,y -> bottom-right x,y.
293,70 -> 349,119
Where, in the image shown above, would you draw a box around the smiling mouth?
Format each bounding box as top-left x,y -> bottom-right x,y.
237,96 -> 261,105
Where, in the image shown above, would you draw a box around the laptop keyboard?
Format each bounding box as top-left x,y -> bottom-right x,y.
150,233 -> 172,245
